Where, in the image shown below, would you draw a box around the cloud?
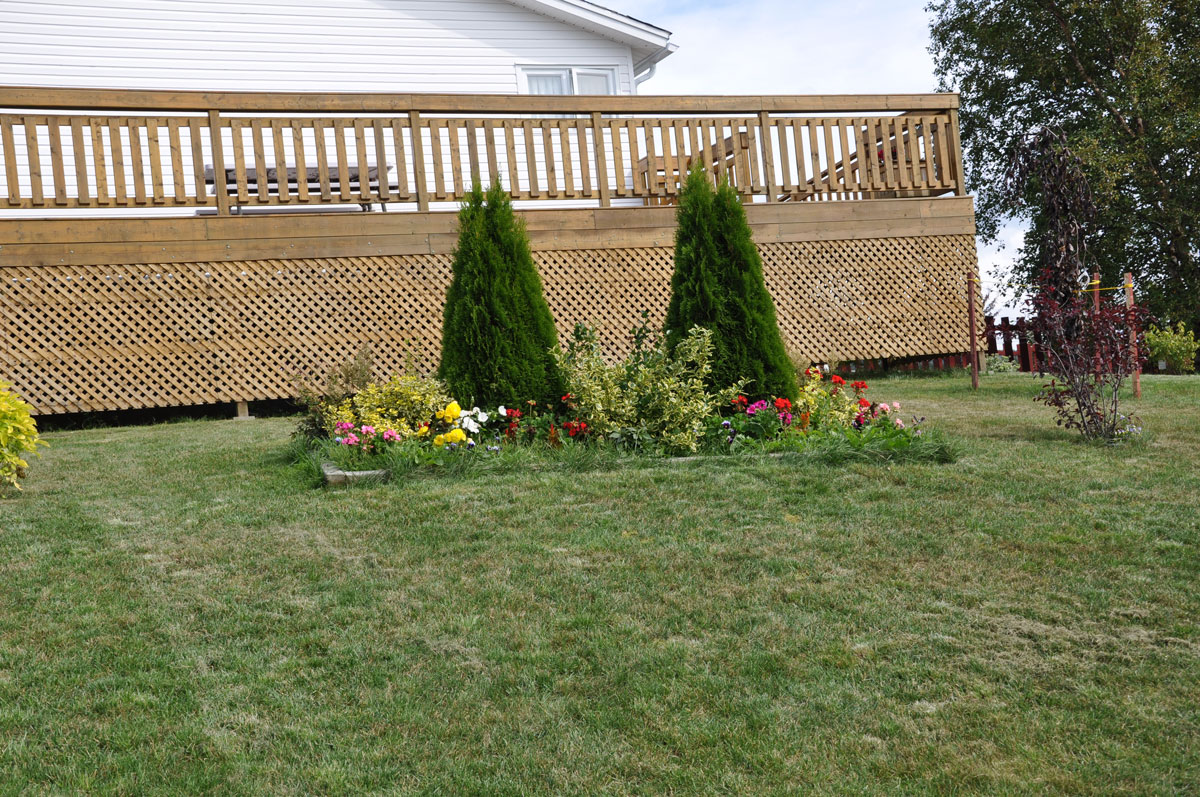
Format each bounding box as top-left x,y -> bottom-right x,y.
620,0 -> 938,95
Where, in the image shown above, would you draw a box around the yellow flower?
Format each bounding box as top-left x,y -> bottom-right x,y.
417,424 -> 429,437
433,434 -> 446,447
446,428 -> 467,444
444,401 -> 462,421
436,410 -> 445,420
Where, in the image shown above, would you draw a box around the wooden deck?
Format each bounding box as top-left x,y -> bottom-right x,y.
0,88 -> 978,415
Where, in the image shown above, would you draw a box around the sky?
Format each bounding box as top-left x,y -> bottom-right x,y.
606,0 -> 1025,316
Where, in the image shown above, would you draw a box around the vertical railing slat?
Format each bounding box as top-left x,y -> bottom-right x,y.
231,121 -> 249,204
294,121 -> 310,202
316,121 -> 332,201
0,116 -> 21,204
167,119 -> 185,204
91,119 -> 110,205
147,120 -> 165,204
27,118 -> 45,205
71,118 -> 90,204
273,120 -> 291,203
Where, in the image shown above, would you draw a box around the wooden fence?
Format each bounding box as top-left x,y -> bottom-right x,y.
985,315 -> 1042,372
0,88 -> 963,213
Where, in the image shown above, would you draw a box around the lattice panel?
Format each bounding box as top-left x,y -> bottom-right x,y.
1,234 -> 978,414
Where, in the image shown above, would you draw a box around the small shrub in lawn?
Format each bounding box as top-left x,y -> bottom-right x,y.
1005,129 -> 1149,441
1144,323 -> 1198,373
0,380 -> 46,491
985,353 -> 1022,373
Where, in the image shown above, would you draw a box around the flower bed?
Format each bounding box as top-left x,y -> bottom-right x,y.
300,347 -> 953,482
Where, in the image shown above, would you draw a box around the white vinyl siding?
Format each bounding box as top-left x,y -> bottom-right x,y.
0,0 -> 637,94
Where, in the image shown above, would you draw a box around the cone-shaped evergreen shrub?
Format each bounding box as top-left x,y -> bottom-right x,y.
665,166 -> 796,400
438,180 -> 564,406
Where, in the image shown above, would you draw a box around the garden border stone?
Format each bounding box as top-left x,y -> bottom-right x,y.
321,460 -> 389,486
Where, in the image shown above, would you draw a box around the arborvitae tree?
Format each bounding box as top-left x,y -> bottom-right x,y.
665,166 -> 796,400
438,180 -> 564,406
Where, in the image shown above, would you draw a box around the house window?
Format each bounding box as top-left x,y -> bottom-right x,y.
519,67 -> 617,95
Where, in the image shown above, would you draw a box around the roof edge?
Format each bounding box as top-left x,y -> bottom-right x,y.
506,0 -> 674,56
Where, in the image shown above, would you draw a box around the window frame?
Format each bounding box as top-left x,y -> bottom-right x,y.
517,66 -> 619,96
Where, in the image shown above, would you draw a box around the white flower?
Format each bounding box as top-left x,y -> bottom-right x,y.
477,411 -> 489,424
498,405 -> 507,418
461,416 -> 480,434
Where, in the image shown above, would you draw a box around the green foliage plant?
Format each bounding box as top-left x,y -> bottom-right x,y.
1144,322 -> 1199,373
552,321 -> 744,454
320,375 -> 452,438
439,180 -> 564,407
665,166 -> 796,400
0,380 -> 45,491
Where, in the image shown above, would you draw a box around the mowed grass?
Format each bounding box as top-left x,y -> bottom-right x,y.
2,375 -> 1198,794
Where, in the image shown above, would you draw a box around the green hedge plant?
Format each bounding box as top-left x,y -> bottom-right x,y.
439,180 -> 564,407
665,165 -> 796,400
1144,323 -> 1198,373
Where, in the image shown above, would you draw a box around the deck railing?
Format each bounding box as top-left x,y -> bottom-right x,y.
0,87 -> 963,214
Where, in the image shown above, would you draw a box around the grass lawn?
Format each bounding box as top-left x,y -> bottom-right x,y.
2,374 -> 1198,794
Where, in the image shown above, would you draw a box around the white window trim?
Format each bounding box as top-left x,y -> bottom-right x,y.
517,65 -> 619,95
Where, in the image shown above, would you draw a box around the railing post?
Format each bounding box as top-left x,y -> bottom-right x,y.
207,110 -> 231,215
947,108 -> 965,197
591,112 -> 610,208
759,111 -> 778,202
409,111 -> 429,212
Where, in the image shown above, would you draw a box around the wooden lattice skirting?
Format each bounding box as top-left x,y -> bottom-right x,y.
0,200 -> 980,414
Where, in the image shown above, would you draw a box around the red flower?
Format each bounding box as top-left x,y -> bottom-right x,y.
561,393 -> 574,402
830,375 -> 845,386
858,397 -> 871,408
731,395 -> 748,407
805,367 -> 823,380
774,397 -> 792,412
851,380 -> 868,391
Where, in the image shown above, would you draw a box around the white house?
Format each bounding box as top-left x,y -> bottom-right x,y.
0,0 -> 676,95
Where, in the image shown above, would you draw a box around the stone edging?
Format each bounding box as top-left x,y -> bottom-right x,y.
321,460 -> 389,486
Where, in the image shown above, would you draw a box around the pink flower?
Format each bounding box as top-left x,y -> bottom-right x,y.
335,422 -> 354,432
879,403 -> 890,413
382,429 -> 400,442
360,425 -> 376,436
892,402 -> 901,411
894,419 -> 905,429
343,433 -> 360,446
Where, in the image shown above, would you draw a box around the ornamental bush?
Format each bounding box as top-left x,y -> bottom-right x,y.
319,374 -> 451,439
1144,323 -> 1198,373
665,165 -> 796,401
1,380 -> 46,491
552,322 -> 744,454
439,180 -> 564,407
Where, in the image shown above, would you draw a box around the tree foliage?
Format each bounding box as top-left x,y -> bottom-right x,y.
438,181 -> 564,406
665,167 -> 796,400
1007,129 -> 1149,440
928,0 -> 1200,335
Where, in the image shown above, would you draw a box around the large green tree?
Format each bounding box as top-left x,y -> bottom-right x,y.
665,167 -> 796,400
928,0 -> 1200,332
438,180 -> 563,406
